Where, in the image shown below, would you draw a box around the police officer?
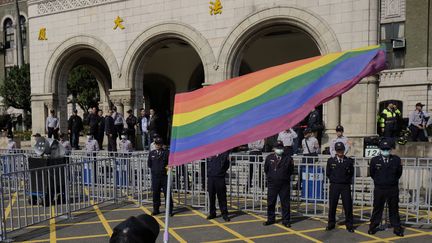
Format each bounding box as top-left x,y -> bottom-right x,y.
379,102 -> 398,138
368,139 -> 404,237
326,142 -> 354,232
207,151 -> 231,222
263,142 -> 294,227
147,138 -> 173,216
329,125 -> 351,157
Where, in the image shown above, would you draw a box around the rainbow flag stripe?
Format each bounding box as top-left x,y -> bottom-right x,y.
169,45 -> 386,166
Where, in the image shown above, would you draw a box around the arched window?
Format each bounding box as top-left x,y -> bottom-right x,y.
3,18 -> 14,49
20,15 -> 26,46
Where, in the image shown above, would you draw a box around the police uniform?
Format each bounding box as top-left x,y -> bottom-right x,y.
326,142 -> 354,232
368,140 -> 403,236
147,140 -> 173,215
264,144 -> 294,227
379,107 -> 398,138
207,151 -> 230,221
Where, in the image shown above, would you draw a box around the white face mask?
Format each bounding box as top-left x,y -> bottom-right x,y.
87,136 -> 92,140
8,138 -> 13,142
121,136 -> 127,140
275,149 -> 284,155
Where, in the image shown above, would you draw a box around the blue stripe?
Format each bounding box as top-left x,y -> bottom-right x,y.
170,50 -> 378,153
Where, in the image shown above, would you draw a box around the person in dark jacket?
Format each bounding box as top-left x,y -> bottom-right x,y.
88,107 -> 99,139
308,108 -> 323,145
325,142 -> 354,232
263,142 -> 294,227
97,109 -> 105,149
126,109 -> 138,149
68,109 -> 83,150
368,139 -> 404,237
148,137 -> 173,216
148,109 -> 159,143
105,109 -> 117,152
206,151 -> 231,221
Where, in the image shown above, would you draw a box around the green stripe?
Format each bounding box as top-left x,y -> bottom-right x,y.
172,49 -> 372,139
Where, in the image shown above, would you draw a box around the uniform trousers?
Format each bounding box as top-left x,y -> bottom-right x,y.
151,175 -> 173,212
369,187 -> 401,230
208,177 -> 228,216
328,183 -> 353,227
267,181 -> 291,223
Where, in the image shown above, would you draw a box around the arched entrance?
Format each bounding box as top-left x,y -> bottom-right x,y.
230,23 -> 323,147
133,38 -> 205,141
48,47 -> 112,132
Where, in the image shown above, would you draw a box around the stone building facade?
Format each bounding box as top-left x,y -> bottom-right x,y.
379,0 -> 432,122
28,0 -> 381,152
0,0 -> 28,113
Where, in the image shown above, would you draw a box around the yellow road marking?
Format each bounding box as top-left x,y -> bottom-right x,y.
49,206 -> 57,243
84,188 -> 112,236
172,219 -> 263,230
360,232 -> 432,243
4,192 -> 17,219
18,233 -> 108,242
129,197 -> 187,243
183,205 -> 253,243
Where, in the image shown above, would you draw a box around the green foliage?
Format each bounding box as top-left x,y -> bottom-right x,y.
67,66 -> 100,112
0,64 -> 31,112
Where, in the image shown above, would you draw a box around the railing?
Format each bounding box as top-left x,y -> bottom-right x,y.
1,151 -> 431,240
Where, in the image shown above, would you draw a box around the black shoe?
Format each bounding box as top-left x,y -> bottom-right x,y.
263,221 -> 275,226
347,227 -> 355,233
368,228 -> 379,235
207,214 -> 216,220
282,222 -> 291,228
394,228 -> 404,237
325,225 -> 335,231
222,215 -> 230,222
152,210 -> 160,216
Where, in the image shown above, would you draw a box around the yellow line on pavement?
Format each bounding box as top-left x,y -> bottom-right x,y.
360,232 -> 431,243
4,192 -> 17,219
129,197 -> 187,243
49,206 -> 57,243
184,205 -> 253,243
84,188 -> 113,236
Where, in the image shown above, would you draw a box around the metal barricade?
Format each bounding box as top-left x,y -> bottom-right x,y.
0,154 -> 28,175
0,157 -> 118,240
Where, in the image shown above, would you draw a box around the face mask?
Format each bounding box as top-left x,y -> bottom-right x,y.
121,136 -> 127,140
8,138 -> 13,142
87,136 -> 92,140
275,149 -> 284,155
380,149 -> 391,157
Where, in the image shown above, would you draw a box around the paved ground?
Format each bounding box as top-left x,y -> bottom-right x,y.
3,200 -> 432,243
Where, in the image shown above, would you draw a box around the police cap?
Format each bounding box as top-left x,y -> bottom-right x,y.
336,125 -> 344,132
154,137 -> 164,145
334,142 -> 345,151
274,141 -> 284,149
379,139 -> 392,150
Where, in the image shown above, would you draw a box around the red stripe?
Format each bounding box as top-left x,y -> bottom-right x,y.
169,79 -> 354,166
173,56 -> 321,114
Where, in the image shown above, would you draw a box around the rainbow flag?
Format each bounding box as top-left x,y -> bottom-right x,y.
169,45 -> 386,166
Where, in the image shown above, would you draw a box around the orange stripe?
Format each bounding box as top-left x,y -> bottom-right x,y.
173,56 -> 321,114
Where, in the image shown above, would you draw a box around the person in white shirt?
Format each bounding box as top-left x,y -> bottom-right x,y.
59,133 -> 72,155
278,128 -> 298,156
302,128 -> 320,155
6,134 -> 17,151
408,102 -> 429,141
85,133 -> 99,155
119,133 -> 133,153
247,139 -> 265,187
46,109 -> 59,140
330,125 -> 351,157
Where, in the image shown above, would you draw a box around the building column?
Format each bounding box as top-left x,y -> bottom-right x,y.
31,93 -> 56,135
323,97 -> 341,147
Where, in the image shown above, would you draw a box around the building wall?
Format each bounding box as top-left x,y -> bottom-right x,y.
378,0 -> 432,119
28,0 -> 379,147
0,0 -> 28,86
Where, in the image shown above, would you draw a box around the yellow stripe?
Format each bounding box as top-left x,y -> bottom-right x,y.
4,192 -> 17,219
184,205 -> 254,243
49,206 -> 57,243
173,45 -> 379,126
137,205 -> 187,243
84,188 -> 113,236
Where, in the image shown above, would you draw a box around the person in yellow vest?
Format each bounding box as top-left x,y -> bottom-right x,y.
379,102 -> 398,138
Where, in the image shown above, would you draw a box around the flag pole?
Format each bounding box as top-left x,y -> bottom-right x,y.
163,167 -> 173,243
